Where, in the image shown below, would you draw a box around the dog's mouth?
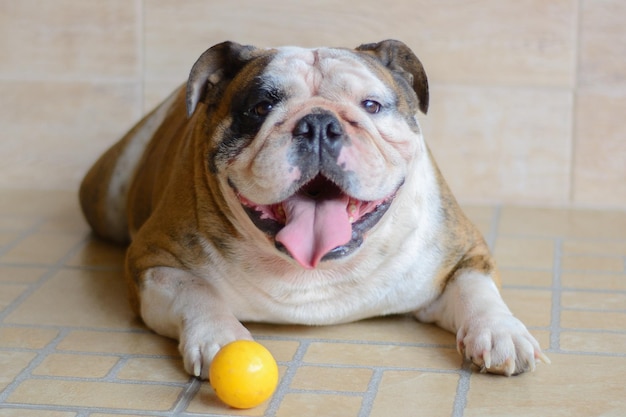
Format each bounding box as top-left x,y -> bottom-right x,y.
236,174 -> 395,269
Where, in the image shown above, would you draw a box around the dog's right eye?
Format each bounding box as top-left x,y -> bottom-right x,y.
362,99 -> 382,114
251,101 -> 274,118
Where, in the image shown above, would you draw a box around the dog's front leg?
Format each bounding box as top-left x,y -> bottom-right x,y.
416,270 -> 549,376
137,266 -> 253,379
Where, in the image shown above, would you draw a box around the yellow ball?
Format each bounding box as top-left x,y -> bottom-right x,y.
209,340 -> 279,409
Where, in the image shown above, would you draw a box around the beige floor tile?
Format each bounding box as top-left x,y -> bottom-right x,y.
563,239 -> 626,256
560,331 -> 626,354
530,330 -> 551,350
6,380 -> 181,411
276,393 -> 362,417
500,268 -> 553,287
291,366 -> 372,392
0,231 -> 19,248
370,371 -> 458,417
0,327 -> 59,349
37,213 -> 90,235
33,353 -> 119,378
256,339 -> 300,363
0,216 -> 39,231
0,351 -> 36,391
304,342 -> 459,370
561,272 -> 626,291
494,237 -> 555,270
0,410 -> 75,417
57,330 -> 178,356
248,315 -> 455,346
561,310 -> 626,331
117,357 -> 188,383
90,414 -> 150,417
0,283 -> 27,310
4,269 -> 139,329
501,289 -> 552,327
465,354 -> 626,417
562,255 -> 624,273
562,291 -> 626,310
1,233 -> 83,265
499,207 -> 626,239
0,191 -> 79,218
0,266 -> 46,283
186,382 -> 269,416
65,239 -> 126,268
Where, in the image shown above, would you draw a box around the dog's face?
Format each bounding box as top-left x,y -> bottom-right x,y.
187,41 -> 429,269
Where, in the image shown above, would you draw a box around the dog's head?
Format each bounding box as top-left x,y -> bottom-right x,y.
187,40 -> 429,269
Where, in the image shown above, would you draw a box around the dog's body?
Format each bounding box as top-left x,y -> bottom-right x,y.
80,40 -> 547,378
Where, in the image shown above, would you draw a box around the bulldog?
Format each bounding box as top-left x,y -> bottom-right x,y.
79,39 -> 549,378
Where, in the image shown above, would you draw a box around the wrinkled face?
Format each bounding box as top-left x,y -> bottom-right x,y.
209,46 -> 424,269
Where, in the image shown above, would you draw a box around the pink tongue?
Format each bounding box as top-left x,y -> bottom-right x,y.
275,193 -> 352,269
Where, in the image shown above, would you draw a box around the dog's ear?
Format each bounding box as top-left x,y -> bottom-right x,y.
186,41 -> 258,117
356,40 -> 429,114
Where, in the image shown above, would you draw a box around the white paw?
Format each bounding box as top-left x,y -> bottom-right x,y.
178,316 -> 253,379
456,314 -> 550,376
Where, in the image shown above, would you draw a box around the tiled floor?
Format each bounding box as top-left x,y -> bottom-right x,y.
0,189 -> 625,417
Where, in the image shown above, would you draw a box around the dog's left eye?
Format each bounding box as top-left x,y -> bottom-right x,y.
252,101 -> 274,117
362,100 -> 382,114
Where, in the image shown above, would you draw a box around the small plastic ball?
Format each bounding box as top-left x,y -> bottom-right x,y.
209,340 -> 279,409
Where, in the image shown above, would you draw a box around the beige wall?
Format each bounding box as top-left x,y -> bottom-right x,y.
1,0 -> 624,208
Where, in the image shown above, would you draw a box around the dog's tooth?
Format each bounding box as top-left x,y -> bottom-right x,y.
276,204 -> 285,221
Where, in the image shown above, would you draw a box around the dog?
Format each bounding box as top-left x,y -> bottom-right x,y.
79,39 -> 549,378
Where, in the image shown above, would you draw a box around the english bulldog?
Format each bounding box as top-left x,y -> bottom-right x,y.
79,39 -> 549,378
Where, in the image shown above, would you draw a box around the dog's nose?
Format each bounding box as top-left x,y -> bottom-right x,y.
293,112 -> 344,146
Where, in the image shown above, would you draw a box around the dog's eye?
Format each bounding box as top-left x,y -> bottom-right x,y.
252,101 -> 274,117
362,100 -> 382,114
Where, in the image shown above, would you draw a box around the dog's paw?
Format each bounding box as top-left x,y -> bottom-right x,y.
179,316 -> 253,379
456,314 -> 550,376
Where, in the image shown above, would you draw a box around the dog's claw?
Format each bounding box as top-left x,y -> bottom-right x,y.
482,349 -> 491,369
457,314 -> 545,376
536,350 -> 551,365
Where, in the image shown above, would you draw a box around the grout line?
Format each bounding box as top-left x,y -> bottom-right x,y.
0,262 -> 122,272
0,218 -> 46,259
0,327 -> 71,404
357,368 -> 383,417
171,377 -> 202,414
451,362 -> 473,417
103,356 -> 132,381
255,332 -> 456,349
263,339 -> 312,416
0,236 -> 91,323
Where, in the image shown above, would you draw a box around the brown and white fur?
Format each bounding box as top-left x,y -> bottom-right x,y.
80,40 -> 549,379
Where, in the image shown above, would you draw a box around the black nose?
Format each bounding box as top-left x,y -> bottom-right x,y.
293,112 -> 344,150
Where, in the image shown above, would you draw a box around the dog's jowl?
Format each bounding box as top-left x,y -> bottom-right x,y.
80,40 -> 549,378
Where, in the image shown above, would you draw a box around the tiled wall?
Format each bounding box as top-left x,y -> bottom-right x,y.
1,0 -> 624,208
